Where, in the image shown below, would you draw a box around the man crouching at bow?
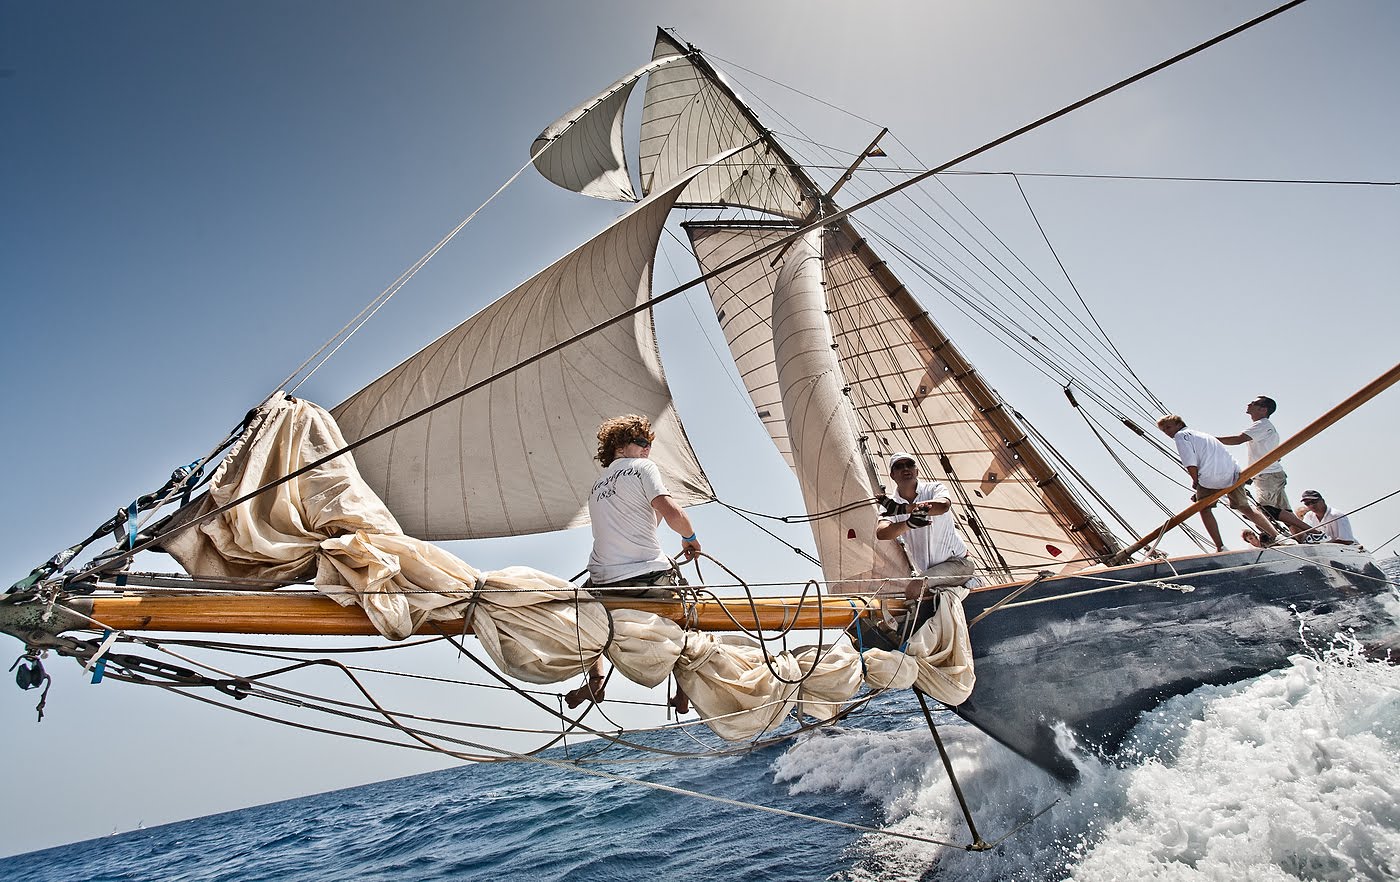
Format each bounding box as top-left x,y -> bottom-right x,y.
876,452 -> 975,617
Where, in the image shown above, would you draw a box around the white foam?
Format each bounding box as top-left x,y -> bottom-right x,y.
774,634 -> 1400,881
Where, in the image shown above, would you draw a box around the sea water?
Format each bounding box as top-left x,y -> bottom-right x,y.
4,561 -> 1397,882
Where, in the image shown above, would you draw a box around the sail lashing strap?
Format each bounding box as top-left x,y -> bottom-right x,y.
87,629 -> 117,684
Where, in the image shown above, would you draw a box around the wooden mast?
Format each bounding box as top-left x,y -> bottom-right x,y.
669,31 -> 1121,562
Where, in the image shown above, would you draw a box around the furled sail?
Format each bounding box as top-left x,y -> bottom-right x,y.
639,30 -> 815,220
687,221 -> 1106,581
529,56 -> 683,201
767,228 -> 913,593
332,163 -> 721,541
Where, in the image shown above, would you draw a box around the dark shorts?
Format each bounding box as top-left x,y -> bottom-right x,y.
586,567 -> 686,598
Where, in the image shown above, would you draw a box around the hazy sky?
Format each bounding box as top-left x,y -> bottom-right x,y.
2,0 -> 1396,855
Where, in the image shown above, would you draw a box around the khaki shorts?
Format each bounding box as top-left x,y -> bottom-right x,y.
1251,470 -> 1290,515
1197,484 -> 1250,510
906,555 -> 975,600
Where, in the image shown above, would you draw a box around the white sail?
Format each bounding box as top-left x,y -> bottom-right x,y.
769,228 -> 913,593
639,31 -> 814,219
331,164 -> 720,541
687,222 -> 1100,579
684,222 -> 793,464
529,55 -> 685,201
530,72 -> 639,201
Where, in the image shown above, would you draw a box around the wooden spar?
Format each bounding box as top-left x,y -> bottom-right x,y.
671,35 -> 1122,565
76,592 -> 875,636
1112,359 -> 1400,564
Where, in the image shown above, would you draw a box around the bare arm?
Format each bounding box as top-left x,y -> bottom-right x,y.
1216,433 -> 1249,446
652,494 -> 701,561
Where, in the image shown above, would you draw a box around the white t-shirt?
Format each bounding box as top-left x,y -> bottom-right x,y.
1302,506 -> 1357,544
587,457 -> 671,584
1242,418 -> 1285,475
885,479 -> 968,571
1173,427 -> 1240,489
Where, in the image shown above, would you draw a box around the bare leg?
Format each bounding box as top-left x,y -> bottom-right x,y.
1199,507 -> 1225,552
1239,504 -> 1278,541
564,658 -> 606,709
670,683 -> 690,715
1276,508 -> 1312,539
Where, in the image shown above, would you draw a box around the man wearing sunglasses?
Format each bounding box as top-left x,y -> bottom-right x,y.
568,414 -> 700,710
876,452 -> 975,599
585,414 -> 701,591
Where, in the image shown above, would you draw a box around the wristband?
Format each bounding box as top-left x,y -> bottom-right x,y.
682,533 -> 697,542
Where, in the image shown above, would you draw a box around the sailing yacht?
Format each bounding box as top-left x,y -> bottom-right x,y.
4,22 -> 1395,789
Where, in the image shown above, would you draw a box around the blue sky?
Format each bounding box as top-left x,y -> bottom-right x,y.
2,0 -> 1397,855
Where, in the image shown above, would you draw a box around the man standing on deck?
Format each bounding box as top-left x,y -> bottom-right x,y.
1156,414 -> 1282,552
1215,395 -> 1313,540
876,452 -> 975,603
1298,489 -> 1359,545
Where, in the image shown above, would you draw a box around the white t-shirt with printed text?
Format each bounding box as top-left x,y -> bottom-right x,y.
587,457 -> 672,584
1302,505 -> 1358,544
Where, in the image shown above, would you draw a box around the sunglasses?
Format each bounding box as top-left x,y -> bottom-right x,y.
628,437 -> 653,448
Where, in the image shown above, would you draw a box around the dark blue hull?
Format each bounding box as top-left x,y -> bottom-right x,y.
953,544 -> 1394,780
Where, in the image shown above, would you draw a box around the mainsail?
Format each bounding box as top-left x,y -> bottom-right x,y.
687,222 -> 1107,583
332,162 -> 719,541
764,228 -> 913,593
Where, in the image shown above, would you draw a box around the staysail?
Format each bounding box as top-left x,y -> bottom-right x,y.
332,163 -> 720,541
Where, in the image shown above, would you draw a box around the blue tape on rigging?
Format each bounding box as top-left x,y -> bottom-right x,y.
90,629 -> 112,684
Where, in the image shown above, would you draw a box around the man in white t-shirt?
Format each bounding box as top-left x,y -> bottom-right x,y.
567,414 -> 700,710
1156,414 -> 1280,552
1215,395 -> 1312,540
1298,489 -> 1359,545
876,452 -> 974,604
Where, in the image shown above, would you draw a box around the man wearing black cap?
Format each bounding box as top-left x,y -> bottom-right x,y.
876,452 -> 974,602
1298,490 -> 1358,545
